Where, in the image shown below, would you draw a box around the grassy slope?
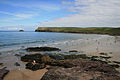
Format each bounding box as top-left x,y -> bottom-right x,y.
35,27 -> 120,36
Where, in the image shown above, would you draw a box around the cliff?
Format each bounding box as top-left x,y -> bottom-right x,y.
35,27 -> 120,36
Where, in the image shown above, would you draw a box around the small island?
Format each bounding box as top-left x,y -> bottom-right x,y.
19,30 -> 24,32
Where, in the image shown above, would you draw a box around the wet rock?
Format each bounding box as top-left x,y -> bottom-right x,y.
110,64 -> 120,68
69,50 -> 78,52
41,59 -> 120,80
113,61 -> 120,64
26,47 -> 61,52
99,52 -> 108,55
26,62 -> 46,71
0,63 -> 3,66
21,53 -> 51,70
14,62 -> 20,66
14,54 -> 21,57
64,54 -> 90,60
21,53 -> 43,63
41,55 -> 51,64
19,52 -> 25,55
0,67 -> 9,80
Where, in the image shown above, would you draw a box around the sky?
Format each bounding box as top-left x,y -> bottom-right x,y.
0,0 -> 120,31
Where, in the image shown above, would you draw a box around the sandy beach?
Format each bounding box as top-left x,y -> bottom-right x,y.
3,69 -> 47,80
51,35 -> 120,61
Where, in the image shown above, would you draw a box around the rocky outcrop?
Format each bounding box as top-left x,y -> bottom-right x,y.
0,68 -> 9,80
26,63 -> 46,71
41,59 -> 120,80
69,50 -> 78,52
21,53 -> 51,71
26,47 -> 61,52
19,30 -> 24,32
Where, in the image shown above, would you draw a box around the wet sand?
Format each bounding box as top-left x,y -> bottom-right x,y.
51,35 -> 120,61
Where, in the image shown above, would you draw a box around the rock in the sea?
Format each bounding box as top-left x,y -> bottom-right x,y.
41,59 -> 120,80
14,62 -> 20,66
15,54 -> 21,57
69,50 -> 78,52
26,47 -> 61,52
0,63 -> 3,66
0,67 -> 9,80
19,30 -> 24,32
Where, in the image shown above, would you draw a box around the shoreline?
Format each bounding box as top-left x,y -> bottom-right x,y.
0,34 -> 120,80
1,34 -> 120,70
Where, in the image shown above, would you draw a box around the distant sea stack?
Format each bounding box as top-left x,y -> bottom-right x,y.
19,30 -> 24,32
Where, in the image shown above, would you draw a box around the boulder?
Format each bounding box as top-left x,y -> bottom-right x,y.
21,53 -> 43,63
14,62 -> 20,66
69,50 -> 78,52
26,62 -> 46,71
0,67 -> 9,80
26,47 -> 61,52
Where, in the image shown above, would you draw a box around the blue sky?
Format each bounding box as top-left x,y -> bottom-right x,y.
0,0 -> 120,30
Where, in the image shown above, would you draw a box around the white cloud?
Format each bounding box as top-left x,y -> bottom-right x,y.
0,11 -> 35,19
15,14 -> 34,19
0,26 -> 23,30
40,0 -> 120,27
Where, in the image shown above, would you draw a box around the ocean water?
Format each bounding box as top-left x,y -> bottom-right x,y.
0,31 -> 103,54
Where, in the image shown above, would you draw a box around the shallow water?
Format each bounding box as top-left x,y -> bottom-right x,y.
0,31 -> 104,54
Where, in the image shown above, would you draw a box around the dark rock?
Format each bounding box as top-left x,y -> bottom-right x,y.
21,53 -> 52,70
21,53 -> 43,63
69,50 -> 78,52
21,53 -> 51,63
110,64 -> 120,68
0,67 -> 9,80
113,61 -> 120,64
14,62 -> 20,66
26,47 -> 61,52
99,52 -> 108,55
41,59 -> 120,80
26,62 -> 46,71
19,52 -> 25,54
64,54 -> 90,59
14,54 -> 21,57
0,63 -> 3,66
19,30 -> 24,32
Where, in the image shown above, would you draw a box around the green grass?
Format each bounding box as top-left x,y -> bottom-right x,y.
35,27 -> 120,36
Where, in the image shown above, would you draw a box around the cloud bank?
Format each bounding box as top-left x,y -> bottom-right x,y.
40,0 -> 120,27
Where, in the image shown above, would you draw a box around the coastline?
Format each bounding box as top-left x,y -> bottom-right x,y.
1,34 -> 120,80
35,27 -> 120,36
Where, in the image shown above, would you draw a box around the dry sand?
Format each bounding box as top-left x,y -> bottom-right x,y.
4,68 -> 47,80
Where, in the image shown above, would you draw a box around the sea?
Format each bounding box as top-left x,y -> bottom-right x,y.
0,31 -> 103,55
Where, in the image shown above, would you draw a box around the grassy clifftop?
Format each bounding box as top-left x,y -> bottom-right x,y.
35,27 -> 120,36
